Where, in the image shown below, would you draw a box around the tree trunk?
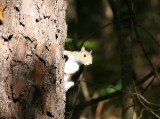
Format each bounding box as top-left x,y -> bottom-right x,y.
115,0 -> 134,119
0,0 -> 67,118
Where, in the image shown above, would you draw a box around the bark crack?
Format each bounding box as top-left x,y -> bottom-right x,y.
14,6 -> 20,12
35,54 -> 46,66
35,15 -> 51,22
20,22 -> 25,27
46,111 -> 54,118
21,34 -> 35,42
24,35 -> 34,42
2,34 -> 13,42
3,6 -> 7,11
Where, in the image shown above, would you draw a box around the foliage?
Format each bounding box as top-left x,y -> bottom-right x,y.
99,80 -> 122,96
65,38 -> 74,50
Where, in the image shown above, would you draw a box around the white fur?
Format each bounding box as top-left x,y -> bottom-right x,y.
64,58 -> 80,91
63,49 -> 92,91
64,82 -> 75,91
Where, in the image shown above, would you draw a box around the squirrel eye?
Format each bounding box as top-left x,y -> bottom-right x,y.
84,54 -> 86,57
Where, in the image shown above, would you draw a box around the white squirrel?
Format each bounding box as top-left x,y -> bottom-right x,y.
64,46 -> 92,91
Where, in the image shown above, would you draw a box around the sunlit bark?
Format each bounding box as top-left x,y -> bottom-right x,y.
0,0 -> 67,118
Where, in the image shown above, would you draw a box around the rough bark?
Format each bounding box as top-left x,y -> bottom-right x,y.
0,0 -> 67,118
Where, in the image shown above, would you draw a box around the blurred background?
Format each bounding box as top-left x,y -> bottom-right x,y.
65,0 -> 160,119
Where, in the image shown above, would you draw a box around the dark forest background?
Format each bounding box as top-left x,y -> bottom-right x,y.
65,0 -> 160,119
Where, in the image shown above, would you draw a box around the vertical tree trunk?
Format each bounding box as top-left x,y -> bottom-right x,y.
0,0 -> 67,118
108,1 -> 135,118
116,0 -> 134,119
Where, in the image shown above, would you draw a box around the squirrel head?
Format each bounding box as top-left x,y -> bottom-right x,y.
64,46 -> 92,65
78,46 -> 92,65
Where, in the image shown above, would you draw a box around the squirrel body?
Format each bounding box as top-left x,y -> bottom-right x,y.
64,47 -> 92,91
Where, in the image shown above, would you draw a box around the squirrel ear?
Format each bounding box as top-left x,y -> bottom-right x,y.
90,50 -> 92,54
81,46 -> 85,51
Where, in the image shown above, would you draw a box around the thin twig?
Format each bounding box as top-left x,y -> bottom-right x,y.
125,1 -> 160,116
149,110 -> 160,118
136,24 -> 160,47
67,81 -> 81,119
71,68 -> 160,110
133,22 -> 160,81
142,75 -> 155,94
136,68 -> 160,85
74,90 -> 121,110
80,15 -> 131,48
81,68 -> 160,89
136,93 -> 160,108
125,0 -> 160,82
137,108 -> 146,119
133,82 -> 160,118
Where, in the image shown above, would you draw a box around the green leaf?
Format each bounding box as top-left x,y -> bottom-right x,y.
78,40 -> 101,50
99,80 -> 122,95
65,38 -> 73,43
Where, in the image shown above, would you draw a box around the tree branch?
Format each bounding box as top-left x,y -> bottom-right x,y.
136,68 -> 160,85
80,15 -> 131,48
125,0 -> 160,82
74,90 -> 121,110
136,24 -> 160,47
72,67 -> 160,111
